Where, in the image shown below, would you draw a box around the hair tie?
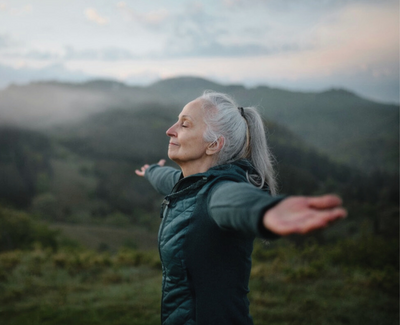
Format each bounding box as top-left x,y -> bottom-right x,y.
238,106 -> 251,158
238,106 -> 245,118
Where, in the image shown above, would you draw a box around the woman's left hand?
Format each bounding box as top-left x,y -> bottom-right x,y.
135,159 -> 166,177
263,194 -> 347,236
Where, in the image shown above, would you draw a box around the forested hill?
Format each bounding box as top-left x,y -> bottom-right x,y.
0,103 -> 398,242
0,76 -> 398,173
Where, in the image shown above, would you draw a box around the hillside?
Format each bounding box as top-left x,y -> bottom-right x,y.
148,77 -> 399,173
1,103 -> 398,244
0,76 -> 397,173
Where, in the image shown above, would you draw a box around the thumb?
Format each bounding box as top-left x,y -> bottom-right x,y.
307,195 -> 343,209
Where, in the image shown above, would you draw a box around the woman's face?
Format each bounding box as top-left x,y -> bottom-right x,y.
166,99 -> 212,171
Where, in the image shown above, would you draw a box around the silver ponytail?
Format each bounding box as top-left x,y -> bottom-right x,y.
198,91 -> 277,195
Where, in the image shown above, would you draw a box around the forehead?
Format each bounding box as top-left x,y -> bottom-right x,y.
180,99 -> 205,121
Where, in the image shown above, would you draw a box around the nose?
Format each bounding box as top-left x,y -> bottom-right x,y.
166,122 -> 178,137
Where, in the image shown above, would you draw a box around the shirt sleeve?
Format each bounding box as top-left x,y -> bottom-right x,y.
144,164 -> 181,196
208,181 -> 286,239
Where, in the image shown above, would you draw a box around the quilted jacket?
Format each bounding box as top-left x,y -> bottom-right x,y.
145,160 -> 283,324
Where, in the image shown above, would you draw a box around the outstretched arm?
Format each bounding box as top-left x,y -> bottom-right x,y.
135,159 -> 166,176
209,182 -> 346,238
135,159 -> 181,196
263,194 -> 347,236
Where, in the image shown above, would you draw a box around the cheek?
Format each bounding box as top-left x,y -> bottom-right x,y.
194,140 -> 209,155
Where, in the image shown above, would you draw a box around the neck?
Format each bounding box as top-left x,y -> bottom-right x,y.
178,158 -> 216,177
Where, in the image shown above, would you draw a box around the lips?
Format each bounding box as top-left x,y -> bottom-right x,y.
169,142 -> 179,146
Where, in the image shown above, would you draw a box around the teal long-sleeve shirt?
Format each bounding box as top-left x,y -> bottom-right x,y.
145,163 -> 283,240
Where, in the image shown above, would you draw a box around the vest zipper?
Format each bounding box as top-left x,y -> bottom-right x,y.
159,198 -> 170,321
160,198 -> 170,218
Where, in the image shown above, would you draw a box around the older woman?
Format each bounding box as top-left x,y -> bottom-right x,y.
135,91 -> 346,325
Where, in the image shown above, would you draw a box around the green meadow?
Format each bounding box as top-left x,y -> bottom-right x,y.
0,222 -> 398,325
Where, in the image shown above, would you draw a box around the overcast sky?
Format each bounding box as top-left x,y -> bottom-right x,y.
0,0 -> 398,103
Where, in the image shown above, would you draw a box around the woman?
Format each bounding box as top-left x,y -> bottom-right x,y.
135,91 -> 346,324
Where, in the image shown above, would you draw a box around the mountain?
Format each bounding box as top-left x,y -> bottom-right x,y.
0,101 -> 398,241
0,76 -> 398,173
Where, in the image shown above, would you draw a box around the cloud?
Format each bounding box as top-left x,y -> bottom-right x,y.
64,46 -> 139,61
1,46 -> 140,62
25,50 -> 60,60
0,0 -> 396,103
143,8 -> 169,25
222,0 -> 397,9
117,2 -> 170,28
161,40 -> 303,59
0,62 -> 91,89
159,5 -> 225,57
154,2 -> 305,59
0,48 -> 61,60
85,8 -> 109,25
308,1 -> 399,74
113,2 -> 303,59
0,3 -> 33,15
221,0 -> 246,8
0,34 -> 15,49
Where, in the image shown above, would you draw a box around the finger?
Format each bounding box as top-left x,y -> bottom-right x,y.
271,207 -> 347,235
158,159 -> 166,166
135,170 -> 144,176
307,195 -> 343,209
296,208 -> 347,234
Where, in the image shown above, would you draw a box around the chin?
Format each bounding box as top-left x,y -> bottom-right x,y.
167,152 -> 177,162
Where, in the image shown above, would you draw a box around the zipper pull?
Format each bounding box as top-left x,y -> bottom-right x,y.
160,199 -> 170,218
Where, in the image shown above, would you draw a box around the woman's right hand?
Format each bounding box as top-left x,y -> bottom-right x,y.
135,159 -> 166,177
263,194 -> 347,236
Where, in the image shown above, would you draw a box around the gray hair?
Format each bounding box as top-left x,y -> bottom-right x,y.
198,91 -> 277,195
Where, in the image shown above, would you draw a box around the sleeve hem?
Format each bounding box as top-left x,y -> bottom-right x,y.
144,164 -> 159,179
256,196 -> 287,240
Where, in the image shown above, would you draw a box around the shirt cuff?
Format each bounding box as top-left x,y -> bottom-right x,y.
256,195 -> 287,240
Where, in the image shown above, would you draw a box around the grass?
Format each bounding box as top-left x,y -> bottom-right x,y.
249,237 -> 399,325
50,223 -> 158,252
0,235 -> 398,325
249,273 -> 396,325
0,249 -> 162,325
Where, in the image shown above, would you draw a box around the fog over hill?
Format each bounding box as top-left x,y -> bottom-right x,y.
0,77 -> 398,240
0,76 -> 398,173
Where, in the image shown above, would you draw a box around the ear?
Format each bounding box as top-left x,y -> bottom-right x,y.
206,136 -> 224,156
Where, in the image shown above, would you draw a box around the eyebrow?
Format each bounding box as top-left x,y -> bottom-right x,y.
179,114 -> 193,120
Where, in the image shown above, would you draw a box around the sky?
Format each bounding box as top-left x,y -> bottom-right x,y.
0,0 -> 398,103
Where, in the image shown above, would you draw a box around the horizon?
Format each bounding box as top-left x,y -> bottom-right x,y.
0,0 -> 398,104
1,75 -> 398,105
